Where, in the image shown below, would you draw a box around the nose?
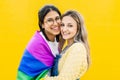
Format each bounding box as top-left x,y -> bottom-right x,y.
53,20 -> 58,25
61,26 -> 68,32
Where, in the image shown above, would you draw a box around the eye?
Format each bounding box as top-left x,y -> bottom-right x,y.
55,16 -> 61,21
47,18 -> 53,22
68,24 -> 73,27
60,23 -> 64,27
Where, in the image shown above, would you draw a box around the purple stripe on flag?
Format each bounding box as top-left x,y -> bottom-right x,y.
26,31 -> 54,66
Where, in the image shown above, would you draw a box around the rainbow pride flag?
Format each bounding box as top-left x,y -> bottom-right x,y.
17,31 -> 54,80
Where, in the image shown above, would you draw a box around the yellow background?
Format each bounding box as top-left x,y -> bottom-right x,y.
0,0 -> 120,80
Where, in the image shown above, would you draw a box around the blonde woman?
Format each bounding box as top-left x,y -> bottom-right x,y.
44,10 -> 90,80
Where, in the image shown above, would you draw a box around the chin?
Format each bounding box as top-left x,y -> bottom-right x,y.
63,37 -> 69,40
53,32 -> 60,35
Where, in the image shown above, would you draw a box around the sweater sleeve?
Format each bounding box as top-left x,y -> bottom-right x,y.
44,43 -> 88,80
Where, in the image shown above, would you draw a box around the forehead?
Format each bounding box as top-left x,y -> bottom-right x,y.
44,10 -> 60,19
62,16 -> 76,24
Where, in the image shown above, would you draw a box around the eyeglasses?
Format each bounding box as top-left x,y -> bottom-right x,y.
44,16 -> 61,25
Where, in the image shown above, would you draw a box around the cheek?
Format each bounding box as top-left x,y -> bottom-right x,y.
72,28 -> 78,36
44,25 -> 50,30
60,29 -> 64,36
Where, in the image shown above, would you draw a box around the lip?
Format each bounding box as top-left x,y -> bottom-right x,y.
62,32 -> 70,37
52,27 -> 60,31
62,32 -> 69,35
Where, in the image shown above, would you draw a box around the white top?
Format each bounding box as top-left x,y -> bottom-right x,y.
40,32 -> 59,57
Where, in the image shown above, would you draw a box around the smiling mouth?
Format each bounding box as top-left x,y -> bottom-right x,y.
62,32 -> 70,36
52,27 -> 60,31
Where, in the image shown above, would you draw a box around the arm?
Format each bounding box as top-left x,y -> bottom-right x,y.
44,43 -> 88,80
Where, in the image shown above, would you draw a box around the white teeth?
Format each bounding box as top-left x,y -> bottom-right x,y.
63,32 -> 68,35
63,32 -> 69,35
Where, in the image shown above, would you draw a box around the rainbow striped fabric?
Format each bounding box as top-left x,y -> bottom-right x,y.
17,31 -> 54,80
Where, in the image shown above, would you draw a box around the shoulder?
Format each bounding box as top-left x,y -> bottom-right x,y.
26,31 -> 50,51
66,42 -> 87,56
70,42 -> 86,51
28,31 -> 47,45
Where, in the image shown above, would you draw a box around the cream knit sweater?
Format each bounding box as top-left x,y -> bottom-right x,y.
44,42 -> 88,80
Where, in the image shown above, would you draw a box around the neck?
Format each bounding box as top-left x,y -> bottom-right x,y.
48,35 -> 55,42
67,39 -> 74,46
44,31 -> 56,42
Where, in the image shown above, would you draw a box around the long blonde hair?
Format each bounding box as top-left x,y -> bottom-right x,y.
59,10 -> 90,66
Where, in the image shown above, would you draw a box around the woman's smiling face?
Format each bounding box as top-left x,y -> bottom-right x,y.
43,10 -> 61,37
60,16 -> 77,42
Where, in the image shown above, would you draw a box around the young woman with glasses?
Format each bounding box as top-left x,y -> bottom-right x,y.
17,4 -> 61,80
